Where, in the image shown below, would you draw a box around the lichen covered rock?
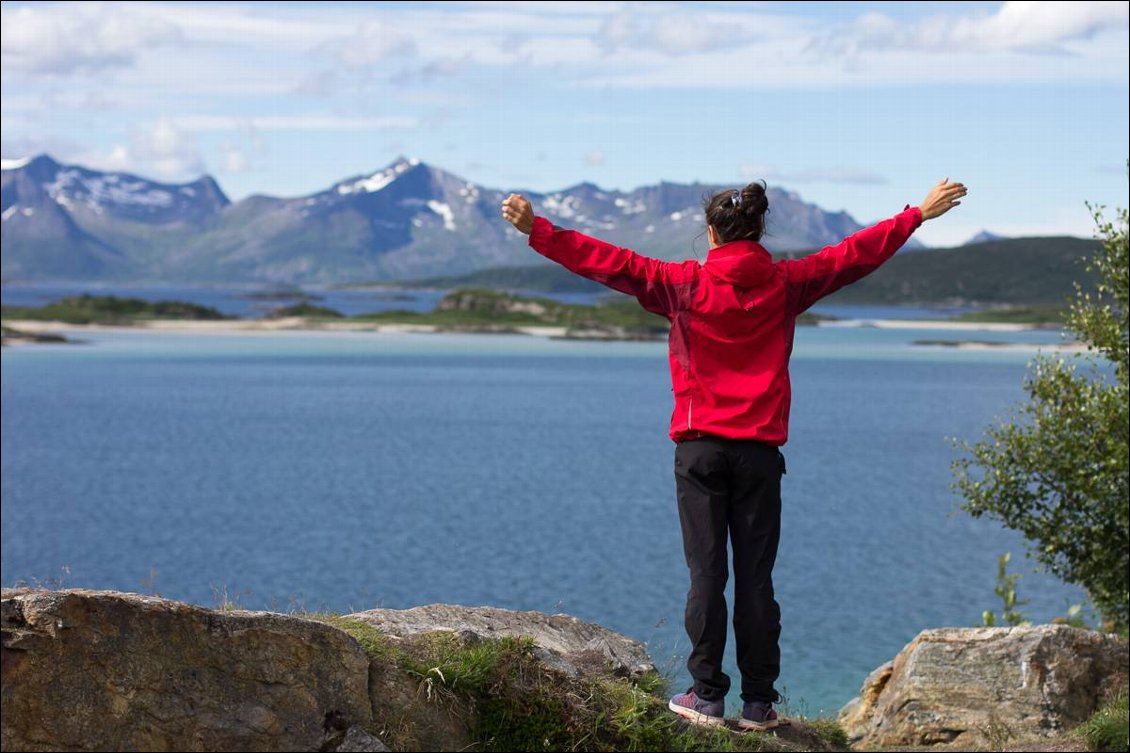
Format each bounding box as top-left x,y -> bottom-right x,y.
1,588 -> 372,752
839,624 -> 1129,749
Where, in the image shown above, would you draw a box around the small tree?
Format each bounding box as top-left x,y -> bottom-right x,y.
953,198 -> 1129,632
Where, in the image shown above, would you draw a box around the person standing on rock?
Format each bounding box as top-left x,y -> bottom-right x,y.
501,178 -> 967,730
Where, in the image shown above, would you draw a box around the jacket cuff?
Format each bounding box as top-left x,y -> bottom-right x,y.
528,215 -> 555,249
902,205 -> 924,228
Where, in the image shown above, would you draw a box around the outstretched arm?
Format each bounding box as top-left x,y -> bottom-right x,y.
501,193 -> 694,318
783,178 -> 968,314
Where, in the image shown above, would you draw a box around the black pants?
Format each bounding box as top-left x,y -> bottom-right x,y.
674,436 -> 784,704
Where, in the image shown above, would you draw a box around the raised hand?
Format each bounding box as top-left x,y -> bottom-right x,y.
919,178 -> 968,221
501,193 -> 535,235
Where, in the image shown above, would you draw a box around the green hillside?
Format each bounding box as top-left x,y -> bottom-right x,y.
377,264 -> 606,294
386,236 -> 1100,307
818,236 -> 1099,306
1,295 -> 230,325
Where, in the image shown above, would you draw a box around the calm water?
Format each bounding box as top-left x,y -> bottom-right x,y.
0,325 -> 1085,715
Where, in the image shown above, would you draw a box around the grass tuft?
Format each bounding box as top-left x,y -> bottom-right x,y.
307,613 -> 840,752
807,719 -> 849,749
1080,691 -> 1129,752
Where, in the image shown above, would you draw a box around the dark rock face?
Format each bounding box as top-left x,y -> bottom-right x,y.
1,589 -> 372,752
0,590 -> 658,752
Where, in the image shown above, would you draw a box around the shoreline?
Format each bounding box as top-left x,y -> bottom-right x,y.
1,317 -> 1084,352
818,318 -> 1049,332
0,317 -> 571,340
2,316 -> 1058,333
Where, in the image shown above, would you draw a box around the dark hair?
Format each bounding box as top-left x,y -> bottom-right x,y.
703,181 -> 769,243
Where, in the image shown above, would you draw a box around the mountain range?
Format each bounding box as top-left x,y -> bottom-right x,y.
3,155 -> 909,284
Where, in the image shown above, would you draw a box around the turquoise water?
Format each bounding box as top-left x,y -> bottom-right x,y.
0,325 -> 1085,715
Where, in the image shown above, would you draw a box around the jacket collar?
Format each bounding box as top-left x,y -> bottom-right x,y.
703,240 -> 773,286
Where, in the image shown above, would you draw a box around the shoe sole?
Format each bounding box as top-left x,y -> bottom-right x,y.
667,700 -> 725,727
737,717 -> 780,732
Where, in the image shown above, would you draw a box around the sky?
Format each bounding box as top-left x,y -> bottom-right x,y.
1,1 -> 1128,247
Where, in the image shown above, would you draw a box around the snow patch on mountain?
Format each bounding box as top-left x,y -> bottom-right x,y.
615,197 -> 646,215
427,200 -> 456,231
46,169 -> 176,209
337,158 -> 419,196
459,182 -> 480,204
543,194 -> 579,219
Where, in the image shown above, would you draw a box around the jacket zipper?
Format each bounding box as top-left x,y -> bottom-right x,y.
687,398 -> 693,431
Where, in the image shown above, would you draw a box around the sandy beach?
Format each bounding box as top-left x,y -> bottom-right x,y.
819,318 -> 1040,332
4,316 -> 1051,335
1,318 -> 571,340
1,316 -> 1086,353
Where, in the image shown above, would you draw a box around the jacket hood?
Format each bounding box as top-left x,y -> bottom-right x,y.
703,240 -> 774,287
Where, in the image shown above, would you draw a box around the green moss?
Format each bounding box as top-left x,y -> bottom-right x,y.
806,719 -> 849,749
629,670 -> 669,697
311,615 -> 399,664
307,614 -> 826,752
477,693 -> 570,751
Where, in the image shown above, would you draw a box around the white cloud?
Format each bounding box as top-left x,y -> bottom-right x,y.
4,1 -> 1125,96
171,115 -> 419,132
390,55 -> 471,86
221,146 -> 250,174
82,118 -> 204,181
806,1 -> 1130,64
127,1 -> 355,50
0,132 -> 83,162
585,150 -> 606,167
597,4 -> 750,56
0,3 -> 180,75
742,165 -> 888,186
579,2 -> 1129,89
328,19 -> 417,70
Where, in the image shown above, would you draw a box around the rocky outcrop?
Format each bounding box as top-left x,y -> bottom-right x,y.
839,624 -> 1129,749
1,589 -> 670,753
0,324 -> 72,346
1,588 -> 375,752
344,603 -> 655,680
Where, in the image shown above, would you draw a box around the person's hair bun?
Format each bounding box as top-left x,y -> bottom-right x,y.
740,182 -> 768,216
703,179 -> 770,243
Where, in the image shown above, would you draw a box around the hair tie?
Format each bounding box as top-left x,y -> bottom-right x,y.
730,190 -> 742,208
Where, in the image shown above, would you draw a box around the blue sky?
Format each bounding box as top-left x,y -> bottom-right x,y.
1,1 -> 1127,246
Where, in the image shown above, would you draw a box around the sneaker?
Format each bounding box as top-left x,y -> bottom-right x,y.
738,700 -> 779,731
667,689 -> 725,727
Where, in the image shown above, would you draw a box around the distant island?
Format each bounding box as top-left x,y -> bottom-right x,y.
1,294 -> 231,326
0,290 -> 835,341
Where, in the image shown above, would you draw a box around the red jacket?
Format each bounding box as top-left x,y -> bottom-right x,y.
528,206 -> 923,445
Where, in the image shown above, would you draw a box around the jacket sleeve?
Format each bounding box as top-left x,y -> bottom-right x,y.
527,216 -> 691,318
781,206 -> 923,314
